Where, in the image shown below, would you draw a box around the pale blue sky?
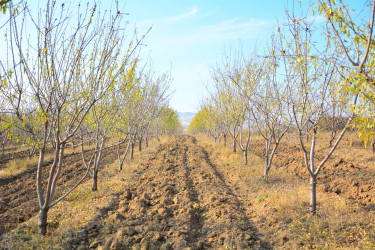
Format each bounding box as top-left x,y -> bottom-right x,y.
121,0 -> 321,112
2,0 -> 366,113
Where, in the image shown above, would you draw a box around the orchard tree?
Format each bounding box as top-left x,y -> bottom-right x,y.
160,107 -> 183,134
114,64 -> 171,169
234,45 -> 291,181
80,58 -> 145,187
188,107 -> 211,134
135,68 -> 171,149
127,70 -> 170,158
192,103 -> 224,141
258,39 -> 292,183
80,86 -> 121,191
323,77 -> 351,147
0,1 -> 147,234
114,62 -> 143,168
0,118 -> 11,156
193,102 -> 220,142
279,12 -> 356,213
317,0 -> 375,144
210,61 -> 245,152
223,57 -> 256,165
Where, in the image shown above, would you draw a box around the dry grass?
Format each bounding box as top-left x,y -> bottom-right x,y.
0,157 -> 38,177
197,133 -> 375,249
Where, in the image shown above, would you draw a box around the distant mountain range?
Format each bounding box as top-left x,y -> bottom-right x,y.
178,112 -> 196,130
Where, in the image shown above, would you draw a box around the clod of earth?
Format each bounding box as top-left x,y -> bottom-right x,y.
63,135 -> 271,249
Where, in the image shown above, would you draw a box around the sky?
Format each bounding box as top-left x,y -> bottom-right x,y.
120,0 -> 324,113
1,0 -> 366,113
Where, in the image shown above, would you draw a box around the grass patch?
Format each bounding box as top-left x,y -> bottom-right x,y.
0,157 -> 38,177
256,193 -> 269,202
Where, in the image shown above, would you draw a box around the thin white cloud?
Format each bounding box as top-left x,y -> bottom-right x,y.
206,18 -> 268,35
170,7 -> 198,21
136,7 -> 199,28
162,17 -> 270,45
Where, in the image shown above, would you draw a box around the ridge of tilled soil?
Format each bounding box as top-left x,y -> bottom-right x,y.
251,140 -> 375,208
0,144 -> 127,235
63,135 -> 269,249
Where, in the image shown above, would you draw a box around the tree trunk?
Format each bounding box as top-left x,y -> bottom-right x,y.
92,171 -> 98,191
310,175 -> 317,213
38,208 -> 48,236
264,158 -> 269,183
1,143 -> 4,156
330,109 -> 336,147
223,134 -> 227,147
264,165 -> 269,183
329,131 -> 336,147
138,139 -> 142,152
243,150 -> 248,165
264,141 -> 279,184
29,146 -> 36,159
233,137 -> 236,153
264,139 -> 270,183
146,137 -> 149,148
131,141 -> 134,160
372,138 -> 375,154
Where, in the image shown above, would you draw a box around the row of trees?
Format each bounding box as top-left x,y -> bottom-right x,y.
189,0 -> 375,213
0,1 -> 182,234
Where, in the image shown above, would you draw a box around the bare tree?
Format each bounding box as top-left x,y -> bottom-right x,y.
279,13 -> 356,213
1,1 -> 146,234
209,59 -> 245,152
241,45 -> 292,183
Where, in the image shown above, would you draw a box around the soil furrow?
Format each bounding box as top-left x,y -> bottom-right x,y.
0,145 -> 127,235
63,135 -> 269,249
251,140 -> 375,206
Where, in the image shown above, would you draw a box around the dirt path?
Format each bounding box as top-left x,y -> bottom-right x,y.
63,135 -> 270,249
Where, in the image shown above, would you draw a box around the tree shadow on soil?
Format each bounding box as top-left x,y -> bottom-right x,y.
200,148 -> 273,249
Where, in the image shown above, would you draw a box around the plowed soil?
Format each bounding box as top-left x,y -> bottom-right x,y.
1,134 -> 373,248
0,145 -> 126,235
251,135 -> 375,207
63,135 -> 270,249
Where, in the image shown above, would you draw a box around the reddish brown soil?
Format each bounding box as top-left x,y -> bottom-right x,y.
62,135 -> 270,249
251,136 -> 375,208
0,145 -> 126,235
